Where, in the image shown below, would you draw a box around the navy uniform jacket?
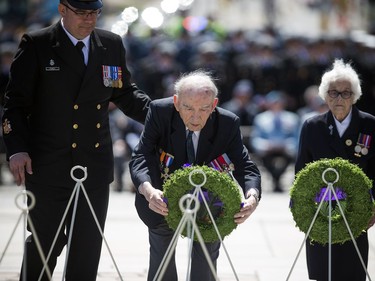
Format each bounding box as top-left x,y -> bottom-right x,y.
129,97 -> 261,229
2,21 -> 151,187
296,106 -> 375,187
295,106 -> 375,280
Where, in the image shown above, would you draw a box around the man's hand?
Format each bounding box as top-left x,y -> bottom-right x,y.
234,195 -> 258,224
9,152 -> 33,186
139,181 -> 168,216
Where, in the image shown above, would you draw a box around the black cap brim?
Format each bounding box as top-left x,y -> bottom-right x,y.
66,0 -> 103,10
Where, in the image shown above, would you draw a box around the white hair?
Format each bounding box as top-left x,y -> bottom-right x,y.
174,70 -> 218,98
318,59 -> 362,103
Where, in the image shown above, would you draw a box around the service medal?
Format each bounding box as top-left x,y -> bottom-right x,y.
102,65 -> 123,88
103,78 -> 110,87
361,147 -> 368,155
354,145 -> 362,157
117,67 -> 123,88
354,145 -> 361,153
102,66 -> 111,87
209,153 -> 235,172
354,133 -> 372,157
160,151 -> 174,181
162,167 -> 170,180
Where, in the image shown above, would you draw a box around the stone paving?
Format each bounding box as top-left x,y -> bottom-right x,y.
1,166 -> 375,281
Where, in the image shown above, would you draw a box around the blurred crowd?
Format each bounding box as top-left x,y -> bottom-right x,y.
1,0 -> 375,191
124,26 -> 375,115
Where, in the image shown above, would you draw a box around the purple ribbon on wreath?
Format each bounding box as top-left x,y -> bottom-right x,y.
182,164 -> 225,223
315,187 -> 347,203
198,191 -> 224,208
195,190 -> 224,224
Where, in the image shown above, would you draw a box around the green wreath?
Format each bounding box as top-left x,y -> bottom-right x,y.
163,165 -> 242,243
290,158 -> 374,245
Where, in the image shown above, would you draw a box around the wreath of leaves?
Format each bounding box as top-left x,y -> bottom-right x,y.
290,158 -> 374,245
163,165 -> 242,242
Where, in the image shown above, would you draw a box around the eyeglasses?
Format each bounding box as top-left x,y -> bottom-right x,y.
62,3 -> 101,18
327,90 -> 353,99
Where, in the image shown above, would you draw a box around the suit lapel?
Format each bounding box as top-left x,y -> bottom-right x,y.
82,31 -> 105,87
52,22 -> 86,77
170,112 -> 188,166
196,114 -> 216,164
52,23 -> 106,100
341,107 -> 361,160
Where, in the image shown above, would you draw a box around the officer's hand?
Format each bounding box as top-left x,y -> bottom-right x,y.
9,152 -> 33,186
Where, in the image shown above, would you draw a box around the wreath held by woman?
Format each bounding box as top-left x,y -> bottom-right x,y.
290,158 -> 373,245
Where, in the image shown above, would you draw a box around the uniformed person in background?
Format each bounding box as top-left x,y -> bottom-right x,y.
1,0 -> 151,280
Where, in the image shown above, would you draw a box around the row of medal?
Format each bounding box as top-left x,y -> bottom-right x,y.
102,65 -> 123,88
346,133 -> 371,157
159,150 -> 235,181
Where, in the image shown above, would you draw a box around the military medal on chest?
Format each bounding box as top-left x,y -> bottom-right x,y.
160,150 -> 174,181
102,65 -> 123,88
354,133 -> 372,157
209,153 -> 235,173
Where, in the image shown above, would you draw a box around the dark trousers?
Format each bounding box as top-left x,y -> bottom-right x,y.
306,232 -> 369,281
20,180 -> 109,281
148,222 -> 221,281
113,155 -> 126,191
261,151 -> 293,191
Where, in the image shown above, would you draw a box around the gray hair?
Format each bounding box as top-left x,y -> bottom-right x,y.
318,59 -> 362,104
174,70 -> 218,98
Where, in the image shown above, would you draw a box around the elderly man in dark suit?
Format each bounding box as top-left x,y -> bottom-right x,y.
295,59 -> 375,281
2,0 -> 151,280
129,70 -> 262,281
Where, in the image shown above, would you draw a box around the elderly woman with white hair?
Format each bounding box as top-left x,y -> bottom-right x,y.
295,58 -> 375,281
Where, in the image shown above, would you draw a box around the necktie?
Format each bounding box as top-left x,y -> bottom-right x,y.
76,41 -> 85,65
186,130 -> 195,164
274,114 -> 282,132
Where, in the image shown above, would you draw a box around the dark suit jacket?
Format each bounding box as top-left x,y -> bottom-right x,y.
2,21 -> 151,187
295,106 -> 375,280
129,97 -> 261,229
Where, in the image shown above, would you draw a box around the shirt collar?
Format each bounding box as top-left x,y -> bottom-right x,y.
333,108 -> 352,137
61,19 -> 90,48
186,128 -> 201,138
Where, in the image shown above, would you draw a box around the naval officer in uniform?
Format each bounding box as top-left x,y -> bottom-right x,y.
2,0 -> 151,280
